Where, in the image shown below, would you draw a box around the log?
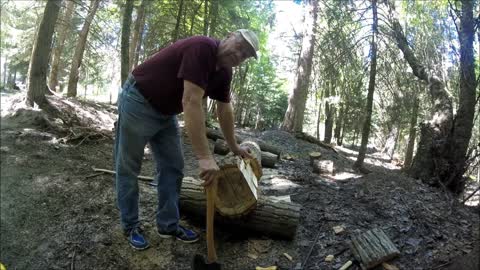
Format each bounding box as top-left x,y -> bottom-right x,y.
256,140 -> 282,159
206,128 -> 225,141
312,160 -> 335,175
349,228 -> 400,270
261,151 -> 277,168
180,177 -> 300,239
206,128 -> 281,159
213,139 -> 230,155
309,152 -> 322,166
215,141 -> 262,217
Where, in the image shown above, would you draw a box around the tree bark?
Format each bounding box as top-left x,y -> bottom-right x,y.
48,0 -> 75,92
354,0 -> 378,169
404,96 -> 419,169
281,0 -> 318,132
66,0 -> 100,97
129,0 -> 146,71
120,0 -> 134,86
26,0 -> 62,107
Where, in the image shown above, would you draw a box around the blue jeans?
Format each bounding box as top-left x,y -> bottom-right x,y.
115,75 -> 184,233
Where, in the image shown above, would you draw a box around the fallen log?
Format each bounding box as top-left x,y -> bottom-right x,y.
213,139 -> 230,155
261,151 -> 278,168
214,139 -> 277,168
180,177 -> 300,239
206,128 -> 281,159
295,132 -> 337,153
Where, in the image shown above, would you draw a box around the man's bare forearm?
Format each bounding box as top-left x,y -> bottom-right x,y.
217,102 -> 238,150
183,82 -> 213,160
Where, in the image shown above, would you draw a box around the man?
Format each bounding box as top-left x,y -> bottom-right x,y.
115,29 -> 259,250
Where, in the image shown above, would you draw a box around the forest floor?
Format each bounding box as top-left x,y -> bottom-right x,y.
1,89 -> 479,270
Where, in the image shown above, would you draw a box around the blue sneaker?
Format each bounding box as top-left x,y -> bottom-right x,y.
125,227 -> 149,250
158,225 -> 199,243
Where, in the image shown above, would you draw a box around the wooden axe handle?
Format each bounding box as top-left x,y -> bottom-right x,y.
206,178 -> 217,263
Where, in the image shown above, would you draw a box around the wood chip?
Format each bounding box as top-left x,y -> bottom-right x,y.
283,252 -> 293,261
333,225 -> 345,234
248,253 -> 258,259
339,260 -> 353,270
325,254 -> 335,262
255,266 -> 277,270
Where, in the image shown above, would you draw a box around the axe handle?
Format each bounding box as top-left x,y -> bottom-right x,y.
206,179 -> 217,263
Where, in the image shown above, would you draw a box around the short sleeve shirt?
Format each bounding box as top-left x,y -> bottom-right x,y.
132,36 -> 232,115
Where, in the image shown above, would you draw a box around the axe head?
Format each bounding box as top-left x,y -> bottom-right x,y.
191,254 -> 221,270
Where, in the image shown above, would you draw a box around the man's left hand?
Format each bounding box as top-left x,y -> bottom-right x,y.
232,145 -> 254,159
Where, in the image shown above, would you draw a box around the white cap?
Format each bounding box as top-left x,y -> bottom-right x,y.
236,29 -> 259,59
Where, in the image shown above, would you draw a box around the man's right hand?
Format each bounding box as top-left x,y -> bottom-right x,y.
198,158 -> 220,187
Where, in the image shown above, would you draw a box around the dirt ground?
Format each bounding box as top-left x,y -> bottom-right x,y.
1,90 -> 479,270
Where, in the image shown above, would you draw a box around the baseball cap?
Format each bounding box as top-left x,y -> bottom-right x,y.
236,29 -> 259,59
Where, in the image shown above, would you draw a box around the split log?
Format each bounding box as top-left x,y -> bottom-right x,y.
213,139 -> 230,155
349,228 -> 400,270
309,152 -> 322,166
312,160 -> 335,175
215,141 -> 262,217
180,177 -> 300,239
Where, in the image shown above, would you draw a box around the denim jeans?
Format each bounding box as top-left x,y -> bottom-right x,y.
115,75 -> 184,233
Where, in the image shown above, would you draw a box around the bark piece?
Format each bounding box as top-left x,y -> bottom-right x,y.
180,177 -> 300,239
349,228 -> 400,270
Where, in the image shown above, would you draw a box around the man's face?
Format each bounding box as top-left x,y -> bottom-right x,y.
217,34 -> 255,68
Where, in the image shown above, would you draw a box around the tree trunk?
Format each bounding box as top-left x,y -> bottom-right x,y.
354,0 -> 378,169
382,125 -> 398,161
120,0 -> 134,86
26,0 -> 61,107
404,96 -> 419,169
2,55 -> 8,87
324,81 -> 335,143
66,0 -> 100,97
281,0 -> 318,133
316,101 -> 321,140
48,0 -> 75,92
203,0 -> 209,36
173,0 -> 184,41
446,0 -> 478,193
129,0 -> 146,71
334,105 -> 344,145
208,0 -> 218,37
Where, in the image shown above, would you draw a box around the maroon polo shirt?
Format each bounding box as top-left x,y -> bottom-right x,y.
131,36 -> 232,115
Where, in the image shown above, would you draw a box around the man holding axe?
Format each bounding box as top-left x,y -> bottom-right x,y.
114,29 -> 259,250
